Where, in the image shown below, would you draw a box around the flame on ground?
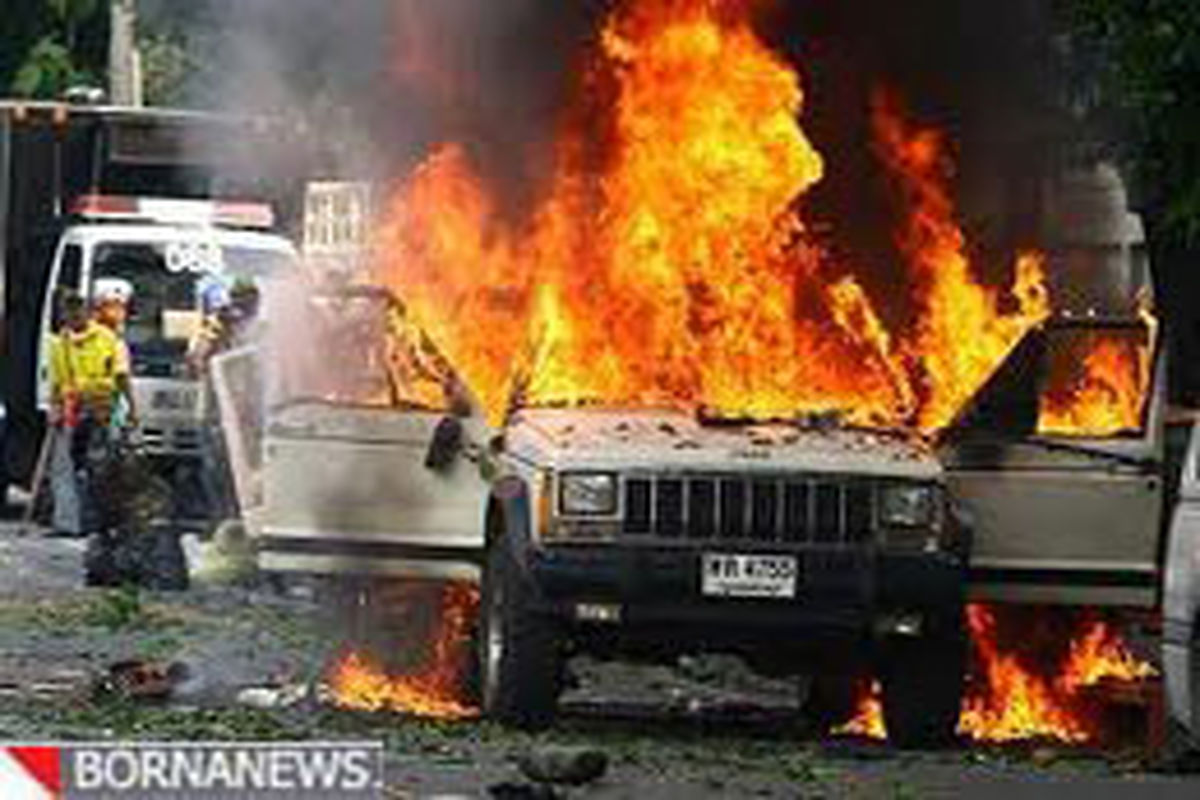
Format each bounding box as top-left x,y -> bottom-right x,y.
374,0 -> 1051,430
326,583 -> 480,720
836,682 -> 886,740
837,604 -> 1158,743
958,605 -> 1088,743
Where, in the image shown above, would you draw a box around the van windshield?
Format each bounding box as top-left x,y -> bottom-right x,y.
271,290 -> 456,412
91,241 -> 294,378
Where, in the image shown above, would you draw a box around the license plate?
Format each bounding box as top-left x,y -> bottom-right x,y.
701,553 -> 797,599
152,388 -> 198,412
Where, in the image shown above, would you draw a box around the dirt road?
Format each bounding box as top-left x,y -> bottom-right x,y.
0,518 -> 1197,798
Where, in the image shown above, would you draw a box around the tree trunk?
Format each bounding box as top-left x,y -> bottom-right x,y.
108,0 -> 142,106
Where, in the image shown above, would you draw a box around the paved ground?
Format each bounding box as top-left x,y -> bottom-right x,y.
1,515 -> 1199,798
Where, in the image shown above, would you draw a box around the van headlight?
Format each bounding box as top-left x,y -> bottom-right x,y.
559,473 -> 618,516
879,484 -> 935,528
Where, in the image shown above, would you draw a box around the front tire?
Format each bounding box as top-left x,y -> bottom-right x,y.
879,609 -> 966,748
477,539 -> 563,730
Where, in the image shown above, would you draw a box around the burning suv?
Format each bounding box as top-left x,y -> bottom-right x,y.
222,288 -> 969,747
486,407 -> 967,744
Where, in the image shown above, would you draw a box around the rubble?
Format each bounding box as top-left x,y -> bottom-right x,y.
188,521 -> 258,585
97,660 -> 189,702
235,683 -> 310,710
488,783 -> 562,800
517,746 -> 609,787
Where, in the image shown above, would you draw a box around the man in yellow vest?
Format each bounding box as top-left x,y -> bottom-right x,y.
47,284 -> 137,535
88,278 -> 138,426
49,287 -> 135,427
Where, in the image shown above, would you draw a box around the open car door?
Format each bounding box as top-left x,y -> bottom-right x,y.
1164,422 -> 1200,742
942,317 -> 1164,607
212,286 -> 492,582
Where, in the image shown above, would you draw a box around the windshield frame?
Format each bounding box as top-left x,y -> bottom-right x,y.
943,315 -> 1159,445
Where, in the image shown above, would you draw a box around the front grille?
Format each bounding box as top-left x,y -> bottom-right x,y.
622,474 -> 875,544
140,426 -> 203,455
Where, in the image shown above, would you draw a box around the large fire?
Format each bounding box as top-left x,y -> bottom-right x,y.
373,0 -> 1052,430
838,604 -> 1158,743
335,0 -> 1156,737
327,582 -> 479,720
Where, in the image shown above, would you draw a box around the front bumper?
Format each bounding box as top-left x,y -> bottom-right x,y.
527,543 -> 964,641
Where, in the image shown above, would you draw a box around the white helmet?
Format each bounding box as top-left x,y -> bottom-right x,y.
92,278 -> 134,305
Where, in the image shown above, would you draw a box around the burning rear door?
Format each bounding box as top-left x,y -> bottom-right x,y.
221,287 -> 491,581
944,318 -> 1164,607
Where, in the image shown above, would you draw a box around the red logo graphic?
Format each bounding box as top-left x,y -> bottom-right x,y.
0,746 -> 62,799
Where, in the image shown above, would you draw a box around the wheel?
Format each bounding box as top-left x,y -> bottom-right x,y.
879,609 -> 966,748
800,673 -> 861,733
476,539 -> 563,730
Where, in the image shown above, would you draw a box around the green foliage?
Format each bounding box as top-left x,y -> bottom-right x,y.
5,0 -> 105,98
11,35 -> 85,98
139,31 -> 191,106
48,0 -> 100,25
0,0 -> 51,90
86,584 -> 145,631
1063,0 -> 1200,243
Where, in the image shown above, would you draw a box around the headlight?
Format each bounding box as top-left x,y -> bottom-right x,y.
879,484 -> 935,528
559,473 -> 618,516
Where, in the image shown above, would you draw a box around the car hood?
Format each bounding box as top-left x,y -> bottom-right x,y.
505,408 -> 940,480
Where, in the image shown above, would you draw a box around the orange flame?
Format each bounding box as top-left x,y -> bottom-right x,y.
958,604 -> 1088,743
327,583 -> 479,720
836,681 -> 885,739
1060,618 -> 1157,690
1038,325 -> 1154,437
870,92 -> 1051,429
839,604 -> 1158,744
373,0 -> 1047,430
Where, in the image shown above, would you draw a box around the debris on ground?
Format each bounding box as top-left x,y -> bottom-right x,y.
189,520 -> 258,585
235,682 -> 310,709
97,660 -> 189,701
488,782 -> 563,800
517,745 -> 609,786
24,669 -> 93,704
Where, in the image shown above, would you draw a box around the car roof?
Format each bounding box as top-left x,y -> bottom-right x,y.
61,223 -> 297,254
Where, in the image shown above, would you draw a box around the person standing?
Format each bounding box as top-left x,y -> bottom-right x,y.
187,275 -> 263,522
47,291 -> 88,535
89,278 -> 138,427
46,286 -> 134,535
